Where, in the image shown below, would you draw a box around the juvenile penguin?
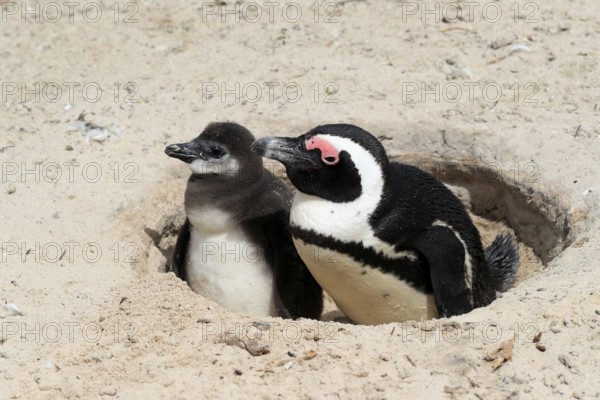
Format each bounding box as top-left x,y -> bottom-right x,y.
165,122 -> 323,319
252,124 -> 519,325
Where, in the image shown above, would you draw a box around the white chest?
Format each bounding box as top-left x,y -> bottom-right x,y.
294,239 -> 437,324
185,220 -> 276,317
290,192 -> 415,260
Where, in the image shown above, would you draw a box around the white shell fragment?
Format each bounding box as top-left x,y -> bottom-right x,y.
509,44 -> 532,53
67,112 -> 123,142
4,303 -> 24,316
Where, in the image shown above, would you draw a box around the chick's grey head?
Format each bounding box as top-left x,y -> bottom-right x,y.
165,122 -> 263,183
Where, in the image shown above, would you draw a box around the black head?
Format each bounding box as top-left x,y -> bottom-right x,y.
251,124 -> 389,202
165,122 -> 263,183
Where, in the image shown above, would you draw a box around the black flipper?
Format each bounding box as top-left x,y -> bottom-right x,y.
409,225 -> 473,318
171,218 -> 191,282
485,233 -> 519,293
264,210 -> 324,320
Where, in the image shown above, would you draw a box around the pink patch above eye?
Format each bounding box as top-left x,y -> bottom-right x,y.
305,136 -> 340,165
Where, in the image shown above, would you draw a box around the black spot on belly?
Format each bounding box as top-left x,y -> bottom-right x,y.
361,270 -> 367,275
382,293 -> 390,299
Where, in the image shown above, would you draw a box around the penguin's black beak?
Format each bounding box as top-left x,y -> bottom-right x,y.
165,141 -> 201,163
165,140 -> 227,163
251,136 -> 318,167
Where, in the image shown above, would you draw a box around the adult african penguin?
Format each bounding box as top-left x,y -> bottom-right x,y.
251,124 -> 519,325
165,122 -> 323,319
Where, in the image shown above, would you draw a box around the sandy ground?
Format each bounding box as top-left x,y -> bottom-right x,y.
1,0 -> 600,398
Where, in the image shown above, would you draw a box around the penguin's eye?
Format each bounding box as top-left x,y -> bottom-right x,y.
209,148 -> 225,158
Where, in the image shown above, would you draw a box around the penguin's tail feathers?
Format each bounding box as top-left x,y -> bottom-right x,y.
485,233 -> 520,293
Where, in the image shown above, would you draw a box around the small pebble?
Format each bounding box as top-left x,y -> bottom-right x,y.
304,331 -> 320,341
244,340 -> 270,356
99,386 -> 117,396
420,321 -> 436,332
536,344 -> 546,352
7,184 -> 16,194
558,355 -> 579,374
558,22 -> 571,31
282,360 -> 294,370
223,332 -> 242,348
252,321 -> 271,331
162,378 -> 174,387
325,85 -> 337,95
245,326 -> 263,341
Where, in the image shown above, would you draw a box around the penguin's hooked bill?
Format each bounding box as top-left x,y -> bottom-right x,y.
165,140 -> 228,164
251,137 -> 320,167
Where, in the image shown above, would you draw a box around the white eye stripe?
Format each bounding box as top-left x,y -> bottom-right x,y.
316,135 -> 383,193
